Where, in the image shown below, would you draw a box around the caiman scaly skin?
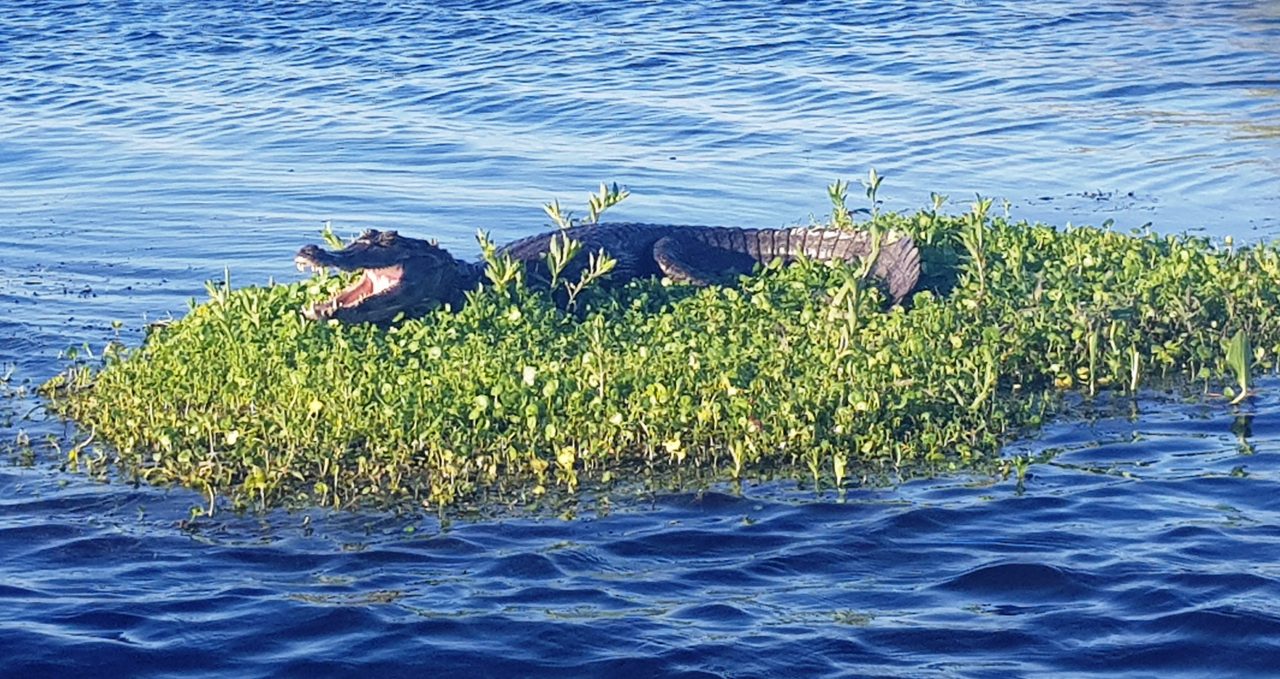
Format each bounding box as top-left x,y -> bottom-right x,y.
295,223 -> 921,324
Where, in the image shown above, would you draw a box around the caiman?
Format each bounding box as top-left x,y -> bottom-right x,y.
295,223 -> 921,324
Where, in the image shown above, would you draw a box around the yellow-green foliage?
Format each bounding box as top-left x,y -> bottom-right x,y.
43,205 -> 1280,512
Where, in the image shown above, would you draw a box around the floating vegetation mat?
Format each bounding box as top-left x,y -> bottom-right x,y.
40,195 -> 1280,513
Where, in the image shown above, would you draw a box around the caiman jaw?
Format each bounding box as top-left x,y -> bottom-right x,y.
295,229 -> 461,324
294,255 -> 407,321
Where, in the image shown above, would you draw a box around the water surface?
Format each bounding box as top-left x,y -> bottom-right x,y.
3,1 -> 1280,676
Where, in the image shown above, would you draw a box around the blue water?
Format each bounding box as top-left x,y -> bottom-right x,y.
3,1 -> 1280,676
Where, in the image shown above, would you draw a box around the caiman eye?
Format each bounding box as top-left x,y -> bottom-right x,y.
359,229 -> 379,241
379,230 -> 399,245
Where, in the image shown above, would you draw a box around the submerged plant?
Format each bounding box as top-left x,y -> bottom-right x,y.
39,181 -> 1280,514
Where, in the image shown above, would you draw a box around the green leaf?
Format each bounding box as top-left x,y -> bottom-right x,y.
1226,328 -> 1250,404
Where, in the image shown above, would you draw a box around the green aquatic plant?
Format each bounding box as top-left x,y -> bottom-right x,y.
1224,328 -> 1252,405
543,182 -> 630,229
39,182 -> 1280,514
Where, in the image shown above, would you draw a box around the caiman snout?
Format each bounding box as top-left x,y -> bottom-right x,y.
295,230 -> 461,324
294,244 -> 331,272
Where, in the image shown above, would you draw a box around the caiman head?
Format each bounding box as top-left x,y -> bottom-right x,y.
295,229 -> 465,324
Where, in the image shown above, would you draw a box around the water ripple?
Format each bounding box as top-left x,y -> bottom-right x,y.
4,1 -> 1280,676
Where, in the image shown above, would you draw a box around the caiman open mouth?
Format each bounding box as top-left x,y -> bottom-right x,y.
295,254 -> 407,320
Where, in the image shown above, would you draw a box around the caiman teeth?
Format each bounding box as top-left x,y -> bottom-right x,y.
298,261 -> 408,322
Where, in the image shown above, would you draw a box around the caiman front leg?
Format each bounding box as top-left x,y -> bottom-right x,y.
652,235 -> 760,286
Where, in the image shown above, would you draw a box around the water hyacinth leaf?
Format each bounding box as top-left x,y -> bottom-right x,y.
1226,329 -> 1251,405
36,181 -> 1280,512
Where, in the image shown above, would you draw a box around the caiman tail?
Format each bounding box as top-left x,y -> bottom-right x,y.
667,226 -> 920,303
